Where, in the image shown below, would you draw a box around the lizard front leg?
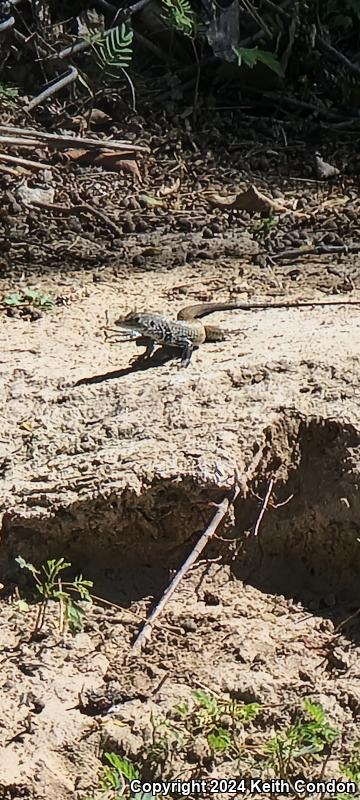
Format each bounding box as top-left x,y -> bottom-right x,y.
134,336 -> 155,362
180,339 -> 195,367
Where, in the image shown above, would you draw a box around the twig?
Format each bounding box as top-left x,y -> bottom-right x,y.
27,66 -> 78,112
27,200 -> 123,239
0,126 -> 149,153
316,35 -> 360,80
132,478 -> 241,650
0,164 -> 24,176
0,153 -> 52,170
253,479 -> 274,536
260,0 -> 291,19
334,606 -> 360,633
269,243 -> 360,260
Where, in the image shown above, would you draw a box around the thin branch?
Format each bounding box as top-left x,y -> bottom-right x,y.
0,153 -> 51,170
269,243 -> 360,260
0,126 -> 149,153
27,200 -> 123,239
334,606 -> 360,633
0,164 -> 22,176
27,66 -> 78,112
253,479 -> 274,537
316,35 -> 360,80
132,478 -> 241,650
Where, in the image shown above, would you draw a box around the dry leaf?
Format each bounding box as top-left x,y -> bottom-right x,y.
207,184 -> 288,214
64,108 -> 112,131
314,154 -> 340,180
62,148 -> 90,162
158,177 -> 181,197
62,149 -> 141,180
138,194 -> 163,208
93,153 -> 142,181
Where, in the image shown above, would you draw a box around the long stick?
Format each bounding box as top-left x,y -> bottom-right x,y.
132,482 -> 241,651
0,153 -> 51,170
0,127 -> 149,153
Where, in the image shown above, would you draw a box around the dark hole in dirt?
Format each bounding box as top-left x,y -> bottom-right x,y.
2,417 -> 360,639
231,419 -> 360,610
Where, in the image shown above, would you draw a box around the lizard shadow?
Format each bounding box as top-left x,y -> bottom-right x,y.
75,343 -> 180,386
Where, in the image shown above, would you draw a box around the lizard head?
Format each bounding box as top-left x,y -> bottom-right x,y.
114,310 -> 145,332
114,311 -> 165,334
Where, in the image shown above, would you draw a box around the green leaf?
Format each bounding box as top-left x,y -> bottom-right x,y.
77,71 -> 94,96
161,0 -> 195,35
104,753 -> 139,781
15,556 -> 40,576
97,24 -> 133,71
16,599 -> 30,612
4,292 -> 25,306
233,46 -> 284,77
138,194 -> 163,208
207,727 -> 231,752
193,690 -> 219,715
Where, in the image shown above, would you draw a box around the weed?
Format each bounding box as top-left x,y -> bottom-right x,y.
86,695 -> 358,798
161,0 -> 197,37
0,83 -> 19,99
337,741 -> 360,798
233,46 -> 284,77
265,698 -> 339,779
3,288 -> 55,311
253,215 -> 279,233
15,556 -> 93,634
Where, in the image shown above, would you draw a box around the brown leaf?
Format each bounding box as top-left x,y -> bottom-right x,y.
62,149 -> 141,180
62,148 -> 91,163
158,177 -> 181,197
93,154 -> 142,181
207,184 -> 289,214
64,109 -> 112,131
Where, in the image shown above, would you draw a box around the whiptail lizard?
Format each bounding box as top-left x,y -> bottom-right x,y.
114,299 -> 360,367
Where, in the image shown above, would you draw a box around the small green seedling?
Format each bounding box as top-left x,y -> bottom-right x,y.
84,752 -> 154,800
253,215 -> 279,233
265,699 -> 339,778
4,288 -> 55,310
16,556 -> 93,634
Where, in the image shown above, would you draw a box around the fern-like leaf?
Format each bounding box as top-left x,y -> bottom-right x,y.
233,46 -> 284,77
97,24 -> 133,70
161,0 -> 196,36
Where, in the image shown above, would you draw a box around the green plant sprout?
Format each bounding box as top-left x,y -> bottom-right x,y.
16,556 -> 93,634
4,288 -> 55,310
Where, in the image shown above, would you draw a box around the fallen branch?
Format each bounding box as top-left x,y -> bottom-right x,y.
27,200 -> 123,239
0,153 -> 52,170
132,478 -> 241,651
0,164 -> 23,176
0,126 -> 149,153
269,243 -> 360,261
253,479 -> 274,537
27,66 -> 78,112
316,35 -> 360,80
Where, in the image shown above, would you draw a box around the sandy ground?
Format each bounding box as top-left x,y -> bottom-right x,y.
1,108 -> 360,798
0,256 -> 359,799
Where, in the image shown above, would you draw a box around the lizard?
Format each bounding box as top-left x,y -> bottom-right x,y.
113,299 -> 360,368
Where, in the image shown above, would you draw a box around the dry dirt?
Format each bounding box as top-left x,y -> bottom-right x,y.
0,110 -> 360,800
